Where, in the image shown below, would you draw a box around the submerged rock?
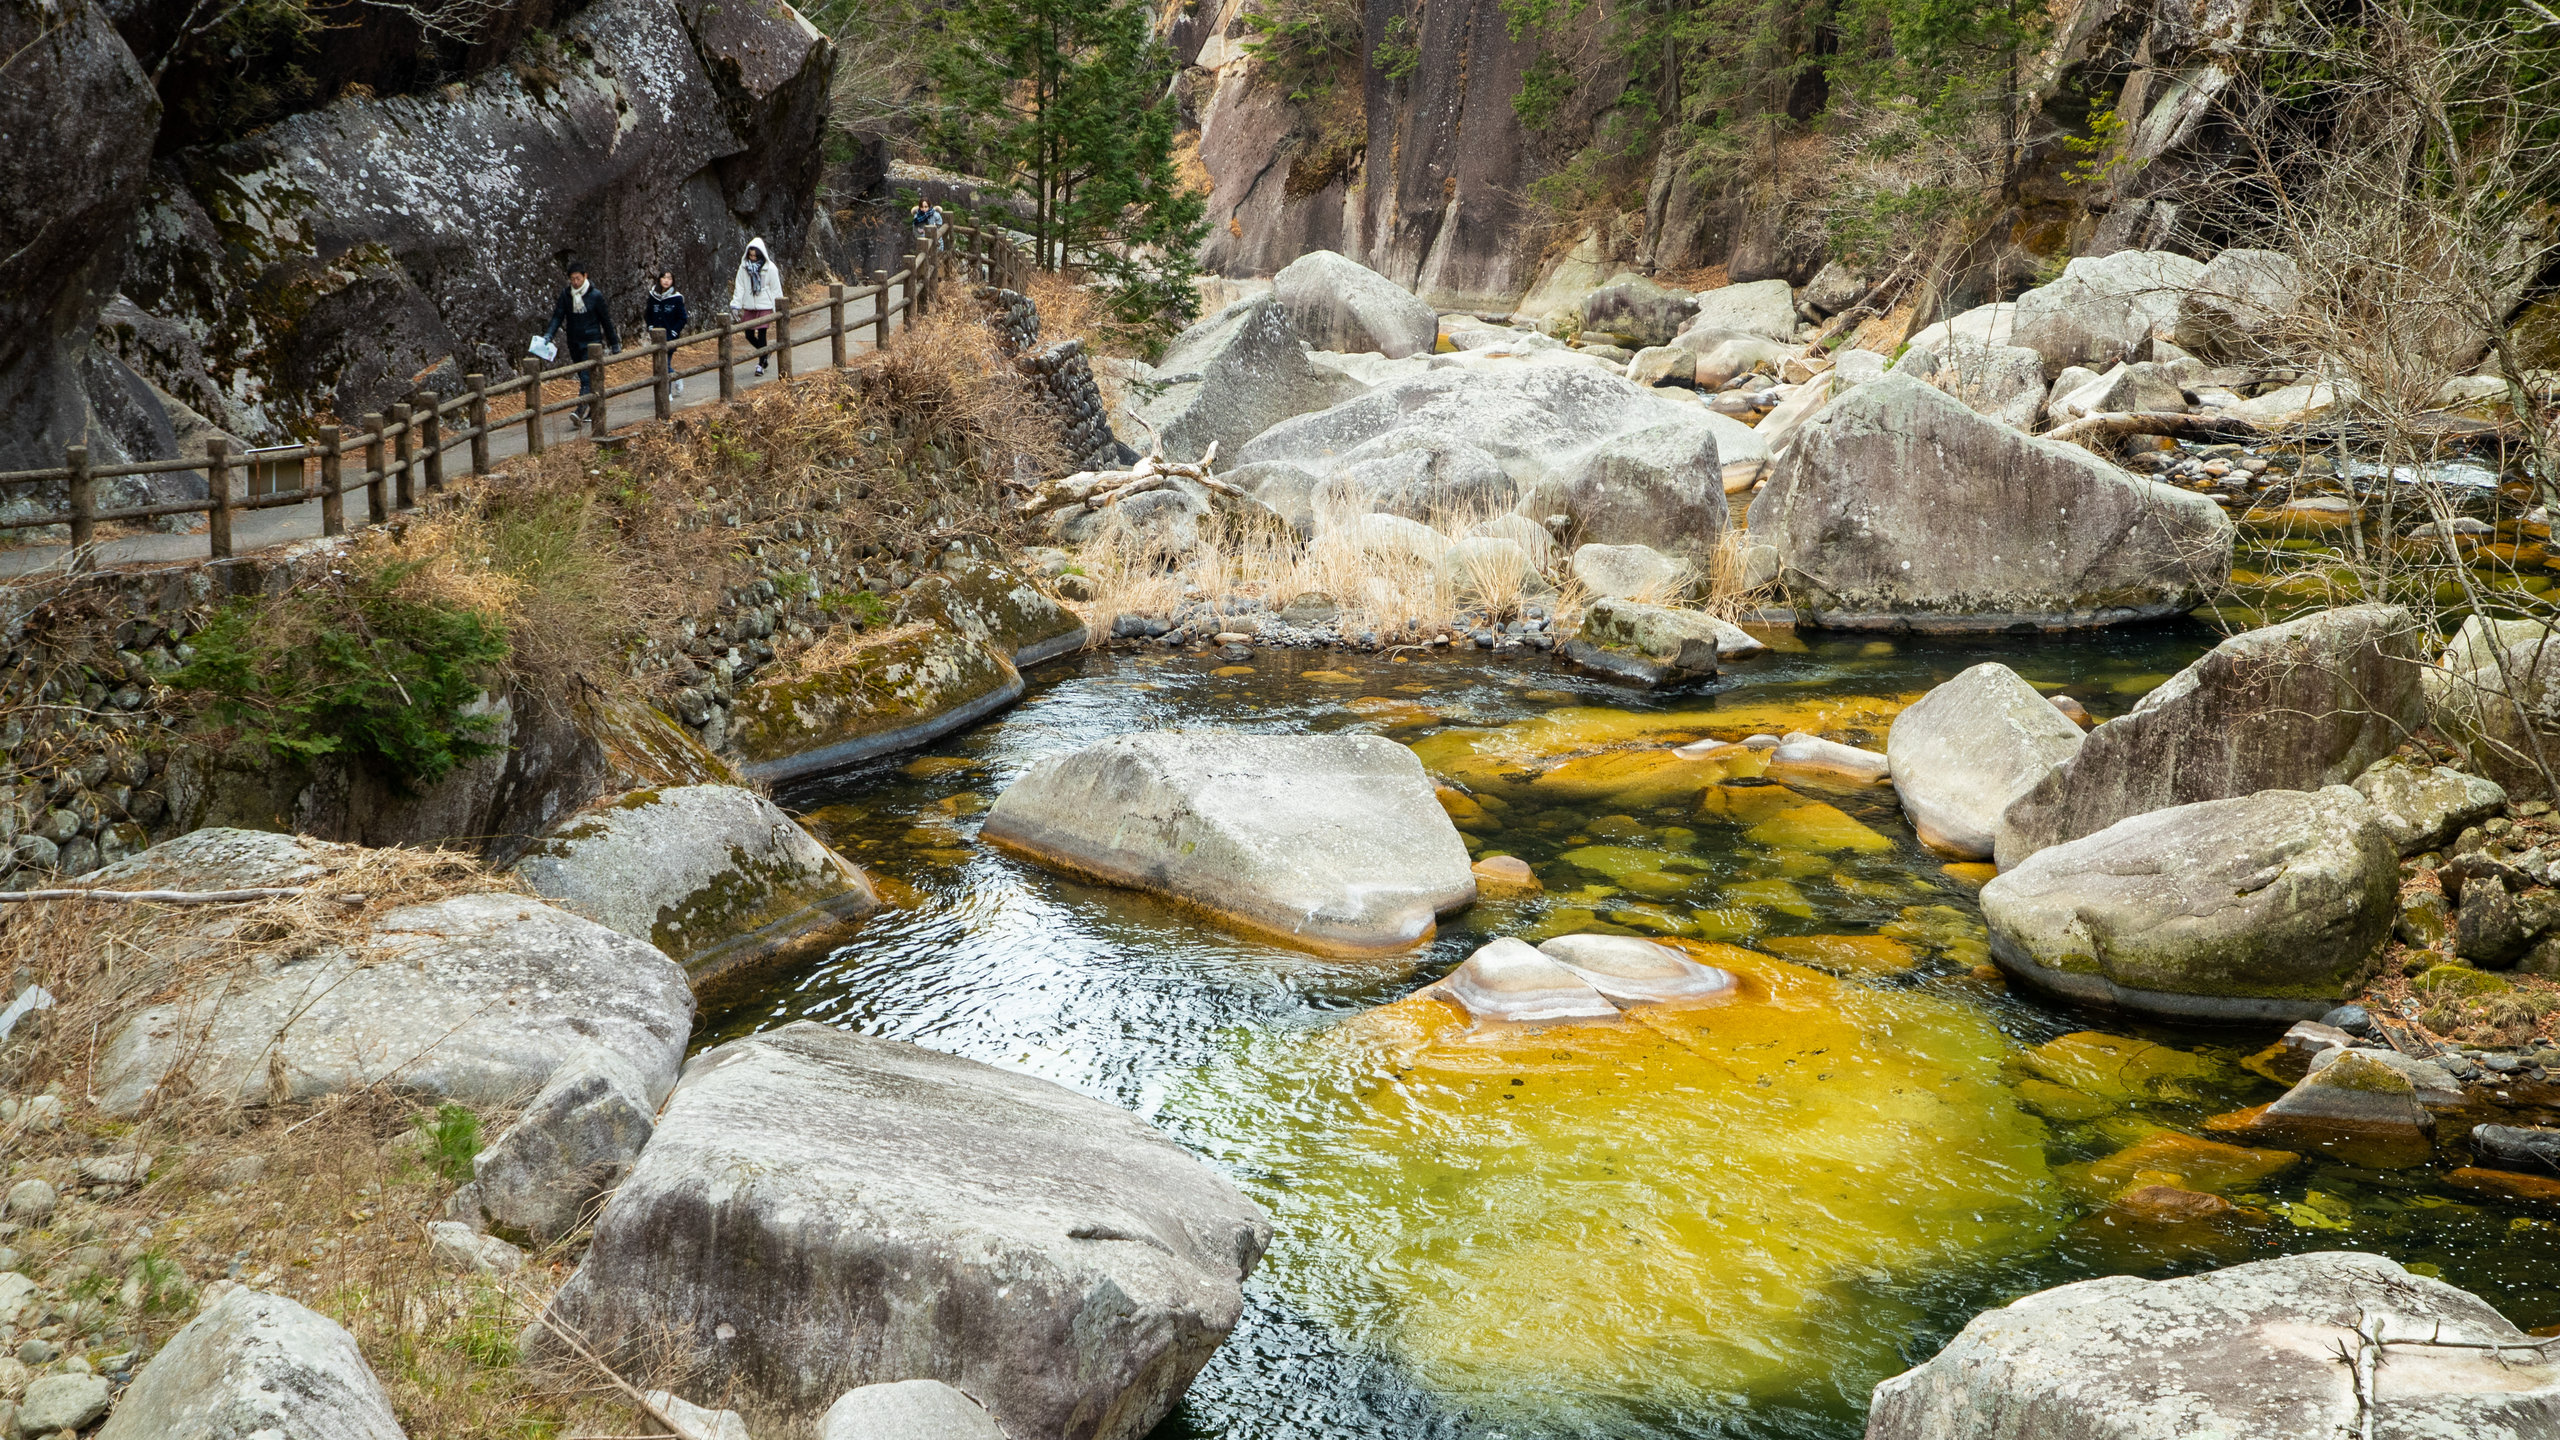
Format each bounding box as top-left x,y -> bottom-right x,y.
1980,787 -> 2398,1022
1422,938 -> 1620,1023
542,1022 -> 1271,1440
1997,604 -> 2427,866
1867,1252 -> 2559,1439
1885,662 -> 2085,859
1276,250 -> 1439,357
982,732 -> 1477,954
1758,375 -> 2231,631
511,784 -> 880,984
2227,1050 -> 2436,1168
92,832 -> 692,1118
1537,934 -> 1737,1005
98,1287 -> 405,1440
1132,296 -> 1368,463
726,624 -> 1025,784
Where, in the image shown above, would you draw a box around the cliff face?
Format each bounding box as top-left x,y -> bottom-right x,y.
1186,0 -> 1620,314
0,0 -> 832,475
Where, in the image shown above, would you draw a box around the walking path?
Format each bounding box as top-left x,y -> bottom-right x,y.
0,286 -> 900,579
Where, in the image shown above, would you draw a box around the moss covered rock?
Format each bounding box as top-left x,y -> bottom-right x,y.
512,784 -> 881,987
896,552 -> 1088,667
727,625 -> 1025,784
1980,786 -> 2397,1022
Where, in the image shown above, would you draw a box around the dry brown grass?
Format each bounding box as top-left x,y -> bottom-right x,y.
0,854 -> 705,1437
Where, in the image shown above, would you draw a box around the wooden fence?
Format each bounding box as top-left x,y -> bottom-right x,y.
0,223 -> 1034,571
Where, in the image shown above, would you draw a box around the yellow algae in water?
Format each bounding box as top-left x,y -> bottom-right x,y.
1685,691 -> 1918,741
2065,1132 -> 2300,1200
1349,696 -> 1438,728
1940,862 -> 1999,891
1555,845 -> 1693,886
1743,802 -> 1896,854
1212,665 -> 1257,677
1300,669 -> 1364,684
1526,749 -> 1735,808
1435,786 -> 1492,827
1760,934 -> 1920,976
2008,1032 -> 2225,1105
1174,951 -> 2060,1418
1721,877 -> 1816,917
900,756 -> 978,778
1699,780 -> 1807,825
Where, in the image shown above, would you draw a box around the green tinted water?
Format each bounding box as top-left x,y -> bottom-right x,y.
697,627 -> 2560,1440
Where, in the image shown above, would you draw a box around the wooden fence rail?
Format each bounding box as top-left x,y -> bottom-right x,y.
2,222 -> 1034,571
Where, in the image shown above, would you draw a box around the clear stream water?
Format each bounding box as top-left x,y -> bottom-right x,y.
698,628 -> 2560,1440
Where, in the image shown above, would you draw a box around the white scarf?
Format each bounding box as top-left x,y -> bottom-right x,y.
569,279 -> 590,314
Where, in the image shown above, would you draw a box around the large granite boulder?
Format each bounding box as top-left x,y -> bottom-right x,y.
726,625 -> 1024,784
896,552 -> 1089,667
1128,297 -> 1367,464
0,0 -> 182,478
1757,374 -> 2232,631
1682,279 -> 1796,342
1560,421 -> 1728,559
97,1285 -> 405,1440
981,732 -> 1476,954
1866,1252 -> 2559,1440
1559,597 -> 1726,691
1889,340 -> 2048,431
120,0 -> 833,433
511,784 -> 879,984
1998,604 -> 2428,864
1580,275 -> 1698,347
1570,542 -> 1693,600
1979,787 -> 2398,1022
1273,250 -> 1438,358
2008,250 -> 2208,378
1320,429 -> 1515,519
2351,756 -> 2506,855
89,829 -> 694,1117
2429,628 -> 2560,800
1885,663 -> 2085,859
1237,365 -> 1710,500
541,1022 -> 1271,1440
2174,248 -> 2304,361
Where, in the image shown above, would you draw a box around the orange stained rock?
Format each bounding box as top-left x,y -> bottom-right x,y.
2445,1167 -> 2560,1207
1742,803 -> 1896,854
1940,862 -> 1999,890
1760,934 -> 1920,976
2067,1131 -> 2300,1200
1471,855 -> 1541,890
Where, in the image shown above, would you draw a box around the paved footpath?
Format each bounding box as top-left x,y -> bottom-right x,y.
1,288 -> 899,579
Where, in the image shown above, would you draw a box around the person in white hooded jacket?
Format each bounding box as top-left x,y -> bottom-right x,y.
730,238 -> 783,376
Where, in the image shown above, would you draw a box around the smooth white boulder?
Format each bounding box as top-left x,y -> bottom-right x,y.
1131,296 -> 1369,463
981,733 -> 1477,953
1681,279 -> 1796,342
1537,934 -> 1736,1004
1886,663 -> 2086,858
1425,938 -> 1619,1022
541,1022 -> 1272,1440
820,1380 -> 1006,1440
1570,542 -> 1693,600
97,1287 -> 405,1440
1274,250 -> 1439,357
2009,250 -> 2208,377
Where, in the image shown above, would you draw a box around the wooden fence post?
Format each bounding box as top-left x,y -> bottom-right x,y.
719,325 -> 736,402
775,305 -> 795,381
363,413 -> 388,524
205,436 -> 235,559
389,403 -> 415,510
651,328 -> 672,421
586,346 -> 608,439
65,444 -> 93,572
418,391 -> 444,492
829,284 -> 847,369
520,359 -> 546,456
872,271 -> 889,348
319,425 -> 345,536
466,374 -> 489,476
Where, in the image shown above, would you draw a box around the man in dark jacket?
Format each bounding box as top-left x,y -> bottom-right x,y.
545,260 -> 621,424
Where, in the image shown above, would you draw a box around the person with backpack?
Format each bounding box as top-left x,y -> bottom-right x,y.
730,238 -> 783,377
545,260 -> 620,425
645,270 -> 689,397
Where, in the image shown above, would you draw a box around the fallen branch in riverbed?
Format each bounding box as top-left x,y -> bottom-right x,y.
2042,411 -> 2267,449
0,887 -> 329,904
1018,439 -> 1248,516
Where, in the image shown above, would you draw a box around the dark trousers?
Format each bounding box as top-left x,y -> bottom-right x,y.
744,310 -> 773,362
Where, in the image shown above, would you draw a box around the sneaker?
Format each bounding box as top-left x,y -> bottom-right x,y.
755,361 -> 769,377
571,405 -> 590,425
671,378 -> 685,397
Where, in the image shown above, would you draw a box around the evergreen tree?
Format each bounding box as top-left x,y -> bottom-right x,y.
925,0 -> 1204,345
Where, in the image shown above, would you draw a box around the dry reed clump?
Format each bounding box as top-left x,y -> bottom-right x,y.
0,851 -> 698,1437
1068,490 -> 1775,644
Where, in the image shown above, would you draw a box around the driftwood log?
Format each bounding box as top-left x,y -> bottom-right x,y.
2044,410 -> 2266,449
1018,438 -> 1250,516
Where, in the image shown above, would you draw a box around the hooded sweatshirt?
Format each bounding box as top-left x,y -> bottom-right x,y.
645,280 -> 688,337
729,239 -> 781,314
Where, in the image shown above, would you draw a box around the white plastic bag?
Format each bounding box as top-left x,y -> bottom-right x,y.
527,333 -> 558,363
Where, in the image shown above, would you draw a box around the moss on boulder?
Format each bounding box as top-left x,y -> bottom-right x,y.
727,624 -> 1025,784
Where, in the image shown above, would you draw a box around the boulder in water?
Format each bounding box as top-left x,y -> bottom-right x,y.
1997,604 -> 2427,865
1422,939 -> 1620,1023
726,625 -> 1025,784
1274,250 -> 1439,357
1758,375 -> 2231,631
1885,663 -> 2085,859
1538,934 -> 1736,1005
541,1022 -> 1271,1440
511,783 -> 879,984
1981,787 -> 2398,1022
897,551 -> 1090,667
1866,1252 -> 2559,1439
2222,1049 -> 2438,1168
97,1287 -> 404,1440
1131,296 -> 1369,463
1559,597 -> 1737,691
981,732 -> 1477,954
